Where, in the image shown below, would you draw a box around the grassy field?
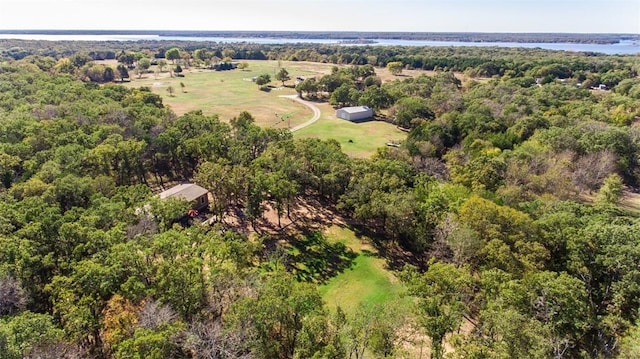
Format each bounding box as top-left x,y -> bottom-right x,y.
124,60 -> 336,128
123,60 -> 408,157
294,112 -> 406,158
318,225 -> 406,315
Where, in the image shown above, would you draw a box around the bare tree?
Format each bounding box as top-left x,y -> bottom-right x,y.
0,274 -> 27,316
435,214 -> 482,267
126,215 -> 158,239
207,272 -> 256,319
25,341 -> 88,359
413,156 -> 448,180
185,320 -> 254,359
138,299 -> 178,329
571,150 -> 618,193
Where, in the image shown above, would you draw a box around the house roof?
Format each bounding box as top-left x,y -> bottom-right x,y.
339,106 -> 372,114
158,183 -> 208,202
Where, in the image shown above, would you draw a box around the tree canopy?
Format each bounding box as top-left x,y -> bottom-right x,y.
0,42 -> 640,358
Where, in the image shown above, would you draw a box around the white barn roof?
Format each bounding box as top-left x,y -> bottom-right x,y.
158,183 -> 208,202
340,106 -> 372,114
336,106 -> 374,121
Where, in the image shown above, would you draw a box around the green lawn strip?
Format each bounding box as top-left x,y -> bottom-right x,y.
286,231 -> 357,284
320,254 -> 403,314
319,225 -> 406,315
294,117 -> 406,158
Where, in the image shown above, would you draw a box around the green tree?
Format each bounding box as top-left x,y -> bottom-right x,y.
329,83 -> 360,108
53,174 -> 94,211
103,66 -> 115,82
136,57 -> 151,78
0,152 -> 20,189
192,48 -> 211,66
149,196 -> 190,231
165,47 -> 180,64
401,262 -> 476,359
116,64 -> 129,82
386,61 -> 404,75
596,173 -> 623,204
295,77 -> 319,99
360,86 -> 394,110
156,59 -> 167,72
344,302 -> 404,359
0,311 -> 64,359
619,321 -> 640,359
117,51 -> 136,67
566,220 -> 640,356
53,57 -> 76,74
457,195 -> 546,274
393,96 -> 434,128
229,271 -> 328,359
195,160 -> 244,219
255,73 -> 271,87
275,67 -> 290,86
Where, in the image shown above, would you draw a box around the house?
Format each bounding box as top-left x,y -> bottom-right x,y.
336,106 -> 374,121
158,183 -> 209,211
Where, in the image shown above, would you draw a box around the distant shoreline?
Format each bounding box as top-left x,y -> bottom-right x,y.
0,30 -> 637,44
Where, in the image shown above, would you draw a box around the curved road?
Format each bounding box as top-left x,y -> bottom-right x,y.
279,95 -> 321,132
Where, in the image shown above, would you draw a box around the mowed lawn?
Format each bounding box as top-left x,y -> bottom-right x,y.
294,109 -> 407,158
124,60 -> 335,128
124,60 -> 407,157
319,225 -> 407,315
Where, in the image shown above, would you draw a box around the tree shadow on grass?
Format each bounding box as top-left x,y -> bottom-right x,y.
349,222 -> 427,271
286,231 -> 358,284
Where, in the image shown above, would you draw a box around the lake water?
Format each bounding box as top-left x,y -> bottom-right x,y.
0,33 -> 638,55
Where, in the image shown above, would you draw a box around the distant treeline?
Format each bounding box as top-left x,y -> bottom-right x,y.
1,29 -> 638,44
1,39 -> 635,82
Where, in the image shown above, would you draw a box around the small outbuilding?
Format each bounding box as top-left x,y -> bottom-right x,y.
158,183 -> 209,210
336,106 -> 374,121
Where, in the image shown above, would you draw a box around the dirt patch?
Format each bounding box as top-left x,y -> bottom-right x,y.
214,196 -> 346,238
580,188 -> 640,214
620,190 -> 640,213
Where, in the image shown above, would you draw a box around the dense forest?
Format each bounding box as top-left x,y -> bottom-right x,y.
1,42 -> 640,358
3,30 -> 638,43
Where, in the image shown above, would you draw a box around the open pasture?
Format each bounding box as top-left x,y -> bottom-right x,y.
126,60 -> 409,157
125,60 -> 333,126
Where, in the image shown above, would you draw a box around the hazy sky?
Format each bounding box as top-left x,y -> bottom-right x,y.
0,0 -> 638,33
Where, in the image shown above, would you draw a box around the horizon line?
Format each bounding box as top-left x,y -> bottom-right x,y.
0,29 -> 637,36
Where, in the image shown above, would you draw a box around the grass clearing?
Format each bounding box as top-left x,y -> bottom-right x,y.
287,231 -> 357,284
124,60 -> 335,128
319,225 -> 407,315
294,115 -> 407,158
124,60 -> 409,157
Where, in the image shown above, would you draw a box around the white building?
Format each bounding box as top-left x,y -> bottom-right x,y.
336,106 -> 374,121
158,183 -> 209,210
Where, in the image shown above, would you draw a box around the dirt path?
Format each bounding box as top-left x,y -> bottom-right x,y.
279,95 -> 322,132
